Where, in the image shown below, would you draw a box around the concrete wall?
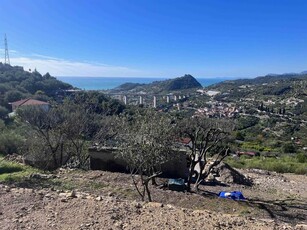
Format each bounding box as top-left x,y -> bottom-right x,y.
89,147 -> 188,178
90,148 -> 128,173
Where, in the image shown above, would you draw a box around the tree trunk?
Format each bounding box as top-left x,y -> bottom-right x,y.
52,150 -> 58,169
131,171 -> 145,201
151,177 -> 157,186
187,161 -> 197,192
144,180 -> 152,202
194,160 -> 206,191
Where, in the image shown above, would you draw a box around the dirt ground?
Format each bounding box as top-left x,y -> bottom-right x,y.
0,168 -> 306,230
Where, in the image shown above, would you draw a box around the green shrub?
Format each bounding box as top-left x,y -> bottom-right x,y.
0,106 -> 9,119
226,158 -> 245,169
282,142 -> 296,153
0,156 -> 39,182
237,116 -> 260,130
0,119 -> 5,130
235,131 -> 245,141
297,153 -> 307,163
226,155 -> 307,175
294,165 -> 307,174
0,131 -> 24,155
240,142 -> 272,152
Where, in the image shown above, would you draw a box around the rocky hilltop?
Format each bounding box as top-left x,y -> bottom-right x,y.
111,74 -> 202,94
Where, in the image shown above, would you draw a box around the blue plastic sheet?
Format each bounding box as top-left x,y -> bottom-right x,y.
218,191 -> 246,200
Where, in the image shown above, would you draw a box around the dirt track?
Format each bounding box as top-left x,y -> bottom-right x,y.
0,169 -> 306,230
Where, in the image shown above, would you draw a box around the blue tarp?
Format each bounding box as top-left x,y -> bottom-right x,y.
218,191 -> 246,200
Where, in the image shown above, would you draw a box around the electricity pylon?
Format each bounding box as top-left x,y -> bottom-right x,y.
4,34 -> 10,65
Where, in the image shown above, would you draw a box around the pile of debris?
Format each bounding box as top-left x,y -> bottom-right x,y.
209,162 -> 253,186
4,153 -> 24,164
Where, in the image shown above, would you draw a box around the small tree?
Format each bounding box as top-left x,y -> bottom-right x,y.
59,101 -> 93,169
17,106 -> 67,169
17,102 -> 95,169
177,117 -> 232,191
117,110 -> 175,202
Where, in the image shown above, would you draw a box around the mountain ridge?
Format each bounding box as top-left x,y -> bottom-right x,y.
111,74 -> 202,94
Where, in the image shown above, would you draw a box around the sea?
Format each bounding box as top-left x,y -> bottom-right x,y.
56,76 -> 234,90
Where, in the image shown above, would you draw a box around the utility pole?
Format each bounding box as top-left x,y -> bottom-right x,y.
4,34 -> 10,65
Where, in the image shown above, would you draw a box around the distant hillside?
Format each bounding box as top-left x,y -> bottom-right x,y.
0,63 -> 73,110
112,74 -> 202,94
114,82 -> 145,91
217,72 -> 307,86
207,72 -> 307,101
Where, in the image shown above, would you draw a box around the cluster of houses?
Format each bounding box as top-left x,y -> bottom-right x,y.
196,89 -> 220,96
194,102 -> 239,118
281,97 -> 305,106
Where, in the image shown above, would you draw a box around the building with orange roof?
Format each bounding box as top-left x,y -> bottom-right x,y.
10,98 -> 50,112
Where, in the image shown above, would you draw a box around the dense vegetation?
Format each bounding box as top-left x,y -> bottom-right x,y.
226,154 -> 307,174
0,63 -> 72,111
0,64 -> 125,167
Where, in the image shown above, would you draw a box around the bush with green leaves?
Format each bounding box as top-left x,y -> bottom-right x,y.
282,142 -> 296,153
0,106 -> 9,119
296,153 -> 307,163
237,116 -> 260,130
226,155 -> 307,175
240,141 -> 273,152
0,131 -> 24,155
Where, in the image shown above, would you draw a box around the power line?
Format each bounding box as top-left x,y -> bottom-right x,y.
4,34 -> 10,65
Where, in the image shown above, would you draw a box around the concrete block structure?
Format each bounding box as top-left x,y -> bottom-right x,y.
89,147 -> 188,178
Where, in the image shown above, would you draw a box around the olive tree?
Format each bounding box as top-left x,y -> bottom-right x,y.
117,110 -> 175,202
59,101 -> 94,169
17,102 -> 94,169
177,117 -> 233,191
17,105 -> 67,169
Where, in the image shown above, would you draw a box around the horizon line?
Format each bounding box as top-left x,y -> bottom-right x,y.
56,75 -> 241,79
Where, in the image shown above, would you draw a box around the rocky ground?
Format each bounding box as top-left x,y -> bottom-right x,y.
0,168 -> 306,230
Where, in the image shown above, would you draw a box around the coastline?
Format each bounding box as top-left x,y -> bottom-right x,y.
56,76 -> 234,90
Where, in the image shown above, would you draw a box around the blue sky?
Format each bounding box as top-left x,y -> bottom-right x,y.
0,0 -> 306,78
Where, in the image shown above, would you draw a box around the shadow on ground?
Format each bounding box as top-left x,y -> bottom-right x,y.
247,198 -> 307,224
198,187 -> 307,225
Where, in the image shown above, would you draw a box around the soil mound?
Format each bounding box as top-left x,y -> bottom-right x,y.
211,162 -> 253,185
